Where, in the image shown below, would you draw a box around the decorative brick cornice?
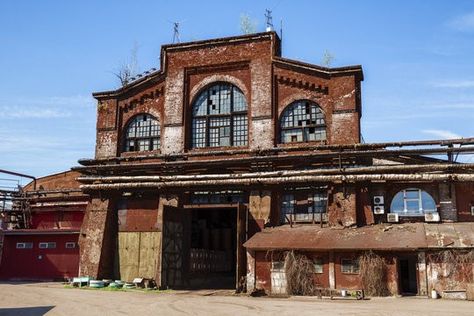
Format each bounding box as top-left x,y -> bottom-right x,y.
276,75 -> 329,95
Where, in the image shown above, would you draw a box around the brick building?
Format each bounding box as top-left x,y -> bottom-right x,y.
0,171 -> 87,280
75,32 -> 474,296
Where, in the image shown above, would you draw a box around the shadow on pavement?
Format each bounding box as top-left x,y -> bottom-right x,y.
0,306 -> 55,316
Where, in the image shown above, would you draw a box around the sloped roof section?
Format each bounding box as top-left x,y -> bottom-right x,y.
244,223 -> 474,251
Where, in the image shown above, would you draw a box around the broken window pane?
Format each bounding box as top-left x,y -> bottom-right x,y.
191,83 -> 248,148
124,114 -> 160,152
280,100 -> 326,143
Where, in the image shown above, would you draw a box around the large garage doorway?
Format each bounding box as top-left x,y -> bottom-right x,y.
161,204 -> 247,290
399,256 -> 418,295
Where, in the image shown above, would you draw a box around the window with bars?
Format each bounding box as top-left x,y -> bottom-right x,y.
280,188 -> 328,224
124,114 -> 160,152
390,188 -> 436,216
280,100 -> 326,143
191,83 -> 248,148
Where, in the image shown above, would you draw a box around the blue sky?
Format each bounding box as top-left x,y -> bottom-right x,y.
1,0 -> 474,180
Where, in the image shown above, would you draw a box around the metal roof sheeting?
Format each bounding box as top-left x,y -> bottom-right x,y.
244,223 -> 474,251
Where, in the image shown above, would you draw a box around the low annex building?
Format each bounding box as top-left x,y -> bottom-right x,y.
70,31 -> 474,296
0,171 -> 87,280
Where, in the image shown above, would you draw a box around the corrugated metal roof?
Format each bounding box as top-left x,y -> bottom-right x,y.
244,223 -> 474,251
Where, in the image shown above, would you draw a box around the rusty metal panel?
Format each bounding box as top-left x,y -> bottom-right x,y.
425,223 -> 474,248
244,223 -> 427,251
118,232 -> 139,282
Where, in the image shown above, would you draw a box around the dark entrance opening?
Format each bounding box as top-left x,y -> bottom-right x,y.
188,207 -> 236,289
161,204 -> 247,290
399,257 -> 418,295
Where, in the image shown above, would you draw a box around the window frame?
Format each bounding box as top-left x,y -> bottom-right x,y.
341,258 -> 360,274
313,258 -> 324,274
279,100 -> 327,144
191,82 -> 248,149
16,242 -> 33,249
65,242 -> 76,249
390,188 -> 437,216
39,242 -> 56,249
123,113 -> 160,152
280,187 -> 328,224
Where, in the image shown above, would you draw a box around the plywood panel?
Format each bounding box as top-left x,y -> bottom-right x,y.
118,232 -> 139,282
138,232 -> 160,279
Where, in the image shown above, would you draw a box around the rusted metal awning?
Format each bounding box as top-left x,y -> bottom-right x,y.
244,223 -> 474,251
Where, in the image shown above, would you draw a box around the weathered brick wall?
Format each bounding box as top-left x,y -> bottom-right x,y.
93,32 -> 362,160
78,197 -> 117,279
23,170 -> 82,191
328,185 -> 357,227
455,182 -> 474,222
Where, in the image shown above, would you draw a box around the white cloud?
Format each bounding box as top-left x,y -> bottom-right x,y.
448,11 -> 474,32
421,129 -> 462,139
0,106 -> 71,118
431,80 -> 474,88
0,94 -> 95,119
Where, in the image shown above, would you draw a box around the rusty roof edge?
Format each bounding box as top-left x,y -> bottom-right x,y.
273,56 -> 364,80
92,70 -> 165,99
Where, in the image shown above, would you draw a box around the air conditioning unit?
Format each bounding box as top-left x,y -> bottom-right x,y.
425,212 -> 440,222
387,213 -> 399,223
373,195 -> 384,205
373,205 -> 385,215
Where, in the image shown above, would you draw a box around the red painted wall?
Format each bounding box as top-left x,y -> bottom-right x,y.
31,211 -> 84,230
0,234 -> 79,280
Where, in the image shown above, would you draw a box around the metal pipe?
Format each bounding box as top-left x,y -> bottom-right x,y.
0,169 -> 36,190
77,163 -> 474,183
80,173 -> 474,191
77,137 -> 474,166
73,146 -> 474,174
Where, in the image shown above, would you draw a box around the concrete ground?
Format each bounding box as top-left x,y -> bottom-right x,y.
0,282 -> 472,316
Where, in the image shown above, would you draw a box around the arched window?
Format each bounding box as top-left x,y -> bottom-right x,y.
191,83 -> 248,148
280,100 -> 326,143
390,188 -> 436,216
124,114 -> 160,152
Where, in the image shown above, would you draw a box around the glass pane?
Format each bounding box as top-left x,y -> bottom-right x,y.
405,189 -> 419,199
390,192 -> 404,213
280,100 -> 326,143
406,200 -> 420,213
421,191 -> 436,212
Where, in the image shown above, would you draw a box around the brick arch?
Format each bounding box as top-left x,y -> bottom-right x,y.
278,93 -> 326,118
189,74 -> 249,105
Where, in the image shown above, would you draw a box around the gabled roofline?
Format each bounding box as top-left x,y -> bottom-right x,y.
273,56 -> 364,80
93,32 -> 280,100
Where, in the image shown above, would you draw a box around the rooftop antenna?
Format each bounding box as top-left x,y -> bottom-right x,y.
265,9 -> 273,31
172,22 -> 180,44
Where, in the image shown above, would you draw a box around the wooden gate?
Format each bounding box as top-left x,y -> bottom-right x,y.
236,203 -> 248,291
118,231 -> 160,282
161,205 -> 190,289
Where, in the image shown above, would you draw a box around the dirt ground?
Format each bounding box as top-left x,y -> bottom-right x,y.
0,282 -> 472,316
